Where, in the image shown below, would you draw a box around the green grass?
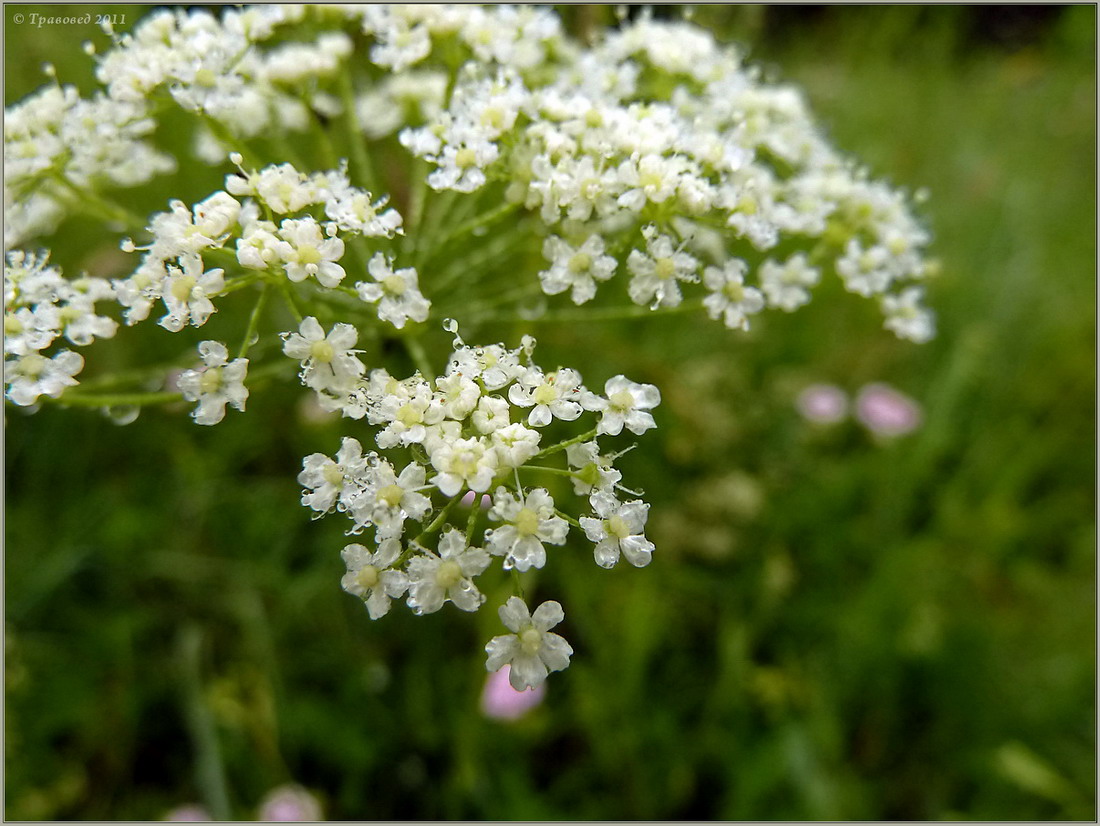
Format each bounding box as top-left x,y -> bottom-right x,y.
5,6 -> 1095,820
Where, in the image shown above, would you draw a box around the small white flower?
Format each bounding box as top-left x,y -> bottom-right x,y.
508,366 -> 585,427
176,340 -> 248,426
281,317 -> 365,394
298,437 -> 370,514
590,375 -> 660,436
158,253 -> 225,332
3,306 -> 59,355
4,349 -> 83,406
539,235 -> 617,305
405,528 -> 491,615
448,344 -> 524,390
485,597 -> 573,690
356,252 -> 430,329
340,540 -> 409,619
565,441 -> 623,495
484,487 -> 568,572
836,239 -> 895,297
490,422 -> 541,468
427,138 -> 499,193
434,372 -> 481,420
882,286 -> 935,343
702,259 -> 765,330
616,153 -> 683,211
430,436 -> 499,497
274,218 -> 346,288
626,228 -> 699,309
759,253 -> 819,311
580,491 -> 654,568
471,395 -> 511,434
373,380 -> 444,448
352,460 -> 432,539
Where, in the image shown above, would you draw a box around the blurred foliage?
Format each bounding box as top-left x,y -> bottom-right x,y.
5,5 -> 1096,820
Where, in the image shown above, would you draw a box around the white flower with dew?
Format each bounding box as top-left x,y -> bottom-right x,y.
340,540 -> 409,620
356,252 -> 430,330
485,597 -> 573,690
176,340 -> 248,426
405,528 -> 491,615
484,487 -> 568,572
590,375 -> 660,437
580,491 -> 654,568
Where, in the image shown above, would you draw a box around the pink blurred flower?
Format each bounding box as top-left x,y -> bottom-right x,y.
796,383 -> 849,424
480,664 -> 546,721
855,383 -> 922,437
257,784 -> 324,822
162,804 -> 212,822
460,490 -> 492,509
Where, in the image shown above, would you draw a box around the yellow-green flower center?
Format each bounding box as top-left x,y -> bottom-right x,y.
377,483 -> 404,509
396,403 -> 422,427
654,258 -> 676,280
609,389 -> 635,411
310,339 -> 335,363
533,384 -> 558,405
297,244 -> 322,266
435,559 -> 463,589
455,148 -> 477,169
356,565 -> 380,590
322,464 -> 345,487
568,253 -> 592,274
19,353 -> 45,378
723,281 -> 745,302
198,367 -> 223,395
194,68 -> 217,88
382,274 -> 407,296
519,626 -> 543,656
481,106 -> 505,130
170,275 -> 197,303
514,507 -> 540,537
606,514 -> 631,539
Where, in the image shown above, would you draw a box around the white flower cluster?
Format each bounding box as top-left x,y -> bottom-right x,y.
3,251 -> 120,406
113,160 -> 416,335
381,8 -> 936,340
299,332 -> 658,688
3,4 -> 941,687
3,84 -> 176,248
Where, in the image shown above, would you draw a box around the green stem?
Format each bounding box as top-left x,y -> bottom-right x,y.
310,106 -> 342,170
402,335 -> 435,380
408,493 -> 464,553
278,282 -> 304,325
338,69 -> 379,195
521,465 -> 582,480
471,298 -> 706,325
437,200 -> 519,249
404,159 -> 430,247
217,272 -> 266,297
179,626 -> 232,822
201,114 -> 262,170
53,390 -> 183,408
534,428 -> 598,459
52,175 -> 147,233
554,509 -> 583,529
465,498 -> 481,543
238,284 -> 269,359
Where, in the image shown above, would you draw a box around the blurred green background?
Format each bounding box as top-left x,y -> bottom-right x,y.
5,5 -> 1096,820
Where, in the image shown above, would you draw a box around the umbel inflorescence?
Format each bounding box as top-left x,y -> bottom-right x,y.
3,5 -> 936,688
